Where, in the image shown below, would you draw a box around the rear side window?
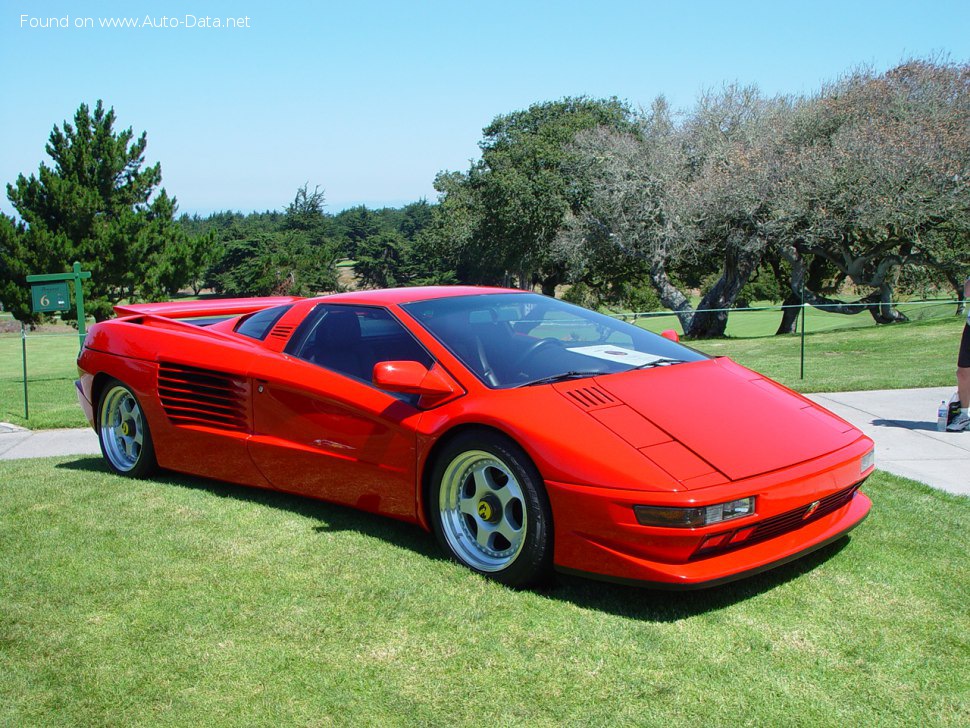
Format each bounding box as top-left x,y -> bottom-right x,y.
234,305 -> 292,340
286,304 -> 433,383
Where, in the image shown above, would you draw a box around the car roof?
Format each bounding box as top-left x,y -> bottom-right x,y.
307,285 -> 525,306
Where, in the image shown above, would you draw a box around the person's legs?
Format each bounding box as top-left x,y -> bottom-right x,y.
960,324 -> 970,407
948,325 -> 970,431
959,366 -> 970,409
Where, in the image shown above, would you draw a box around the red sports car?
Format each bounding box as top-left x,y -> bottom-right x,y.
76,286 -> 873,588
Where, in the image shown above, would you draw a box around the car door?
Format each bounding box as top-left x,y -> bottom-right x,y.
246,304 -> 432,521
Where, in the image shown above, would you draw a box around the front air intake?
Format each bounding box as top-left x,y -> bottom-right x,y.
157,362 -> 248,431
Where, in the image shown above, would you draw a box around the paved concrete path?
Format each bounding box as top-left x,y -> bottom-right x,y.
807,386 -> 968,497
1,386 -> 967,496
0,423 -> 100,460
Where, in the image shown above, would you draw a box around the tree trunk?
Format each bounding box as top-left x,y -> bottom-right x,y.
686,243 -> 764,339
648,260 -> 694,333
863,285 -> 908,324
779,243 -> 906,322
539,274 -> 558,297
776,294 -> 801,335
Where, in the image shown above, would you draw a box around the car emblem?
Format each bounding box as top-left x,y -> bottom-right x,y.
478,501 -> 493,520
803,500 -> 821,519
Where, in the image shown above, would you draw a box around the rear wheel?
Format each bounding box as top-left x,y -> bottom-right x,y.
97,379 -> 157,477
430,431 -> 553,587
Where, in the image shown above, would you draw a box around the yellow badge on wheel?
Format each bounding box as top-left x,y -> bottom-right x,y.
478,501 -> 492,520
121,422 -> 129,436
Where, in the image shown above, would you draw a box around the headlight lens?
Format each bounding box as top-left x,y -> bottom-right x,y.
861,448 -> 875,473
634,497 -> 755,528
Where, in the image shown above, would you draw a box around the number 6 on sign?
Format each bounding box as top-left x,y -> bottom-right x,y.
30,283 -> 70,313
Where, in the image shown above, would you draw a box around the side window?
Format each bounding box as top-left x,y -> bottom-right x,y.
287,304 -> 433,384
234,305 -> 292,340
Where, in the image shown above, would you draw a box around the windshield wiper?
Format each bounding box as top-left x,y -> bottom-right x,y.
633,357 -> 687,369
516,371 -> 604,387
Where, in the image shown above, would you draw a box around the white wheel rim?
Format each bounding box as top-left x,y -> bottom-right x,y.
438,450 -> 527,572
99,386 -> 145,472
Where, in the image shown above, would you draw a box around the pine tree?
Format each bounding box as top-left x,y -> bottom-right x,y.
3,101 -> 202,321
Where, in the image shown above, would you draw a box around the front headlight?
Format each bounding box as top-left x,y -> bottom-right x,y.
634,497 -> 756,528
861,448 -> 875,473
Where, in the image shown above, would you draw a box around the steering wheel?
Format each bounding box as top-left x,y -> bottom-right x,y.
474,336 -> 501,387
511,338 -> 562,373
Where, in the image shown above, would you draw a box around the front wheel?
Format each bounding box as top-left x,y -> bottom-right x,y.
430,431 -> 553,587
97,378 -> 157,477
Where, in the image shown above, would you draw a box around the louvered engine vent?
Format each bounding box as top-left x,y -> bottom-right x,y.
561,385 -> 616,410
268,324 -> 294,341
157,362 -> 248,431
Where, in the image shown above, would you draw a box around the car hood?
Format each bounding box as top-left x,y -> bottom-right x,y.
558,358 -> 859,487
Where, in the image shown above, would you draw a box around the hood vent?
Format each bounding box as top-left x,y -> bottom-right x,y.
158,362 -> 248,431
558,384 -> 616,410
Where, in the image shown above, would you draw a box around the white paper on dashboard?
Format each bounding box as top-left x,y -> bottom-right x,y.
566,345 -> 662,366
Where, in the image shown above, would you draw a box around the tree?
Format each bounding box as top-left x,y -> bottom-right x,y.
773,60 -> 970,323
0,213 -> 35,324
334,205 -> 382,259
676,87 -> 792,336
557,98 -> 691,317
398,200 -> 433,240
204,186 -> 341,297
431,97 -> 634,293
562,89 -> 789,337
208,231 -> 336,297
354,231 -> 409,289
3,101 -> 201,321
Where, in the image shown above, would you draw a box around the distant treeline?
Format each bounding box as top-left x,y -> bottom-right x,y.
2,58 -> 968,337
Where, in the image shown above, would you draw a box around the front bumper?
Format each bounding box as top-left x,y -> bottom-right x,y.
546,440 -> 874,589
555,490 -> 870,589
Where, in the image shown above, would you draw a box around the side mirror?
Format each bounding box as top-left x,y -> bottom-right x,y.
660,329 -> 680,343
373,361 -> 457,398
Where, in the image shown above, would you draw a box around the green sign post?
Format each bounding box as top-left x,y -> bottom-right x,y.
27,261 -> 92,350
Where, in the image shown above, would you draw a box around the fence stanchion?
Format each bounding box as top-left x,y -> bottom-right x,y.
21,322 -> 29,420
800,283 -> 807,380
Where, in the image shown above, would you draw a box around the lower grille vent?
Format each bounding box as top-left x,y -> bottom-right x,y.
691,481 -> 864,560
158,362 -> 248,431
749,483 -> 861,543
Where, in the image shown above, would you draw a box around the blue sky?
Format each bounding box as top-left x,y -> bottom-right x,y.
2,0 -> 968,217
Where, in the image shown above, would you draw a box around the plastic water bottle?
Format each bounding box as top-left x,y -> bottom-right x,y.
937,400 -> 948,431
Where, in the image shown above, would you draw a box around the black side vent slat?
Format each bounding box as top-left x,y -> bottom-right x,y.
158,362 -> 248,432
269,325 -> 295,340
564,386 -> 616,409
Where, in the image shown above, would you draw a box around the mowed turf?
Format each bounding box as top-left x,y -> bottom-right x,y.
1,313 -> 966,429
0,459 -> 967,726
0,331 -> 85,429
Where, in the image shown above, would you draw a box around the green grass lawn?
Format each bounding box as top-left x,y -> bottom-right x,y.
693,316 -> 965,393
0,331 -> 85,428
3,313 -> 964,429
0,458 -> 966,726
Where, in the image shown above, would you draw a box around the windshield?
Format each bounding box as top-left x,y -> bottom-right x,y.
402,293 -> 707,388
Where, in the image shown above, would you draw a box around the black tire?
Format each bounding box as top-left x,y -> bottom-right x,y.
96,378 -> 157,478
430,430 -> 553,587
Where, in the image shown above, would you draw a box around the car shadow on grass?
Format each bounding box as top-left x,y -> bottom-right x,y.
57,456 -> 854,622
548,538 -> 851,621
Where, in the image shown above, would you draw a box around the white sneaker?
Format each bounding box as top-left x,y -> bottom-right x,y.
946,412 -> 970,431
